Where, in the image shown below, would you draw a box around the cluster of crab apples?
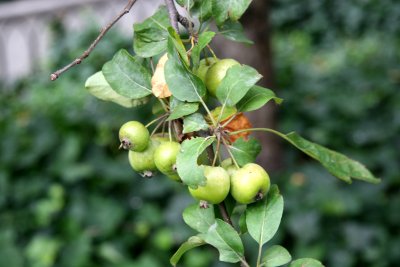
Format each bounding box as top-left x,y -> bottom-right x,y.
118,121 -> 271,206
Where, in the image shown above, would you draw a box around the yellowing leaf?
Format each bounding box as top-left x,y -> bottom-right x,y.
151,53 -> 172,98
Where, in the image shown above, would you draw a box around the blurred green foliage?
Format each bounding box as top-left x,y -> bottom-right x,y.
271,1 -> 400,266
1,1 -> 399,267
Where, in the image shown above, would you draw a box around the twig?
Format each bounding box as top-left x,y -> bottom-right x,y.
164,0 -> 194,34
164,0 -> 179,32
178,14 -> 195,32
50,0 -> 138,81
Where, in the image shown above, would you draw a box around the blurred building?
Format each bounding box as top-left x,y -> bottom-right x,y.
0,0 -> 162,83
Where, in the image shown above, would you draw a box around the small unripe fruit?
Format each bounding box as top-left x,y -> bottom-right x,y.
154,141 -> 181,181
151,133 -> 170,143
220,158 -> 238,177
119,121 -> 149,152
230,163 -> 270,204
195,57 -> 218,83
189,166 -> 230,204
205,58 -> 239,96
128,139 -> 158,177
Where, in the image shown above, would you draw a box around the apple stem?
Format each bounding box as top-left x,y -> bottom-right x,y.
207,44 -> 218,61
168,120 -> 173,142
221,113 -> 239,128
150,118 -> 167,137
221,137 -> 240,169
145,113 -> 168,128
212,135 -> 221,166
218,202 -> 233,225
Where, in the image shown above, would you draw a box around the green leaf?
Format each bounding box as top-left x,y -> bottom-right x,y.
183,113 -> 209,134
200,219 -> 245,263
167,102 -> 199,121
216,64 -> 262,107
277,131 -> 381,184
289,258 -> 324,267
212,0 -> 252,25
165,57 -> 206,102
191,31 -> 216,68
169,96 -> 181,110
84,72 -> 150,108
192,0 -> 213,22
176,137 -> 215,187
261,245 -> 291,267
246,185 -> 283,246
183,203 -> 215,233
167,27 -> 190,66
133,6 -> 170,57
237,86 -> 283,112
170,236 -> 205,267
230,137 -> 261,167
102,50 -> 152,99
218,21 -> 253,44
239,212 -> 247,234
209,106 -> 237,122
175,0 -> 195,8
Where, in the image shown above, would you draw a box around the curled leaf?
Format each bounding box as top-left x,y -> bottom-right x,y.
151,53 -> 172,98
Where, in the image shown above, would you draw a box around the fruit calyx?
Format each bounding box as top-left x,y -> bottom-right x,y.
140,170 -> 154,178
119,137 -> 133,150
199,200 -> 209,209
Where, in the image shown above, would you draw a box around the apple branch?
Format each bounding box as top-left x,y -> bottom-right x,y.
50,0 -> 138,81
164,0 -> 194,34
164,0 -> 179,32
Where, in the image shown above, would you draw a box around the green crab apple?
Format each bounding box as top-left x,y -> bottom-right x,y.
195,57 -> 218,83
151,133 -> 170,143
230,163 -> 270,204
128,139 -> 158,178
205,58 -> 239,96
119,121 -> 149,151
188,166 -> 230,205
154,141 -> 181,181
220,158 -> 238,177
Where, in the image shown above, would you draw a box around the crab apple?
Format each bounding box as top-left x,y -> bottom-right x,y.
230,163 -> 270,204
188,166 -> 230,204
119,121 -> 149,151
195,57 -> 218,83
205,58 -> 239,96
154,141 -> 181,181
220,158 -> 238,177
151,133 -> 170,143
128,139 -> 158,178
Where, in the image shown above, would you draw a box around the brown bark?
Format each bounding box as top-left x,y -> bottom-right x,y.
213,0 -> 282,171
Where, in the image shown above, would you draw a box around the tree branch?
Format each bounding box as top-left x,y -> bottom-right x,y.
50,0 -> 138,81
164,0 -> 179,32
164,0 -> 194,34
178,14 -> 194,31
